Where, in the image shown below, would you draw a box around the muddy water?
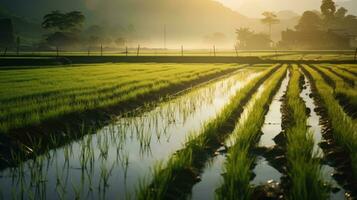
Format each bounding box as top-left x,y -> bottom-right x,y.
251,71 -> 289,185
190,81 -> 268,200
0,69 -> 262,199
300,75 -> 345,200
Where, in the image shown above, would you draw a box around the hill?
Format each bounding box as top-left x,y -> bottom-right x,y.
0,6 -> 43,45
0,0 -> 301,48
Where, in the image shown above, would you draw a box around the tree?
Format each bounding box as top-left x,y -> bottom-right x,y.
236,28 -> 254,49
42,11 -> 85,32
335,7 -> 348,19
261,12 -> 280,41
235,28 -> 271,50
295,11 -> 322,32
321,0 -> 336,20
42,11 -> 85,50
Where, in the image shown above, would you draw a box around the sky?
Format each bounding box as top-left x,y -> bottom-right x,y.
0,0 -> 356,20
216,0 -> 355,17
1,0 -> 356,48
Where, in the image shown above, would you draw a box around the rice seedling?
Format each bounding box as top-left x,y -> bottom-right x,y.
322,65 -> 356,87
0,63 -> 238,133
312,65 -> 357,119
2,62 -> 355,199
302,64 -> 357,196
336,64 -> 357,76
216,66 -> 287,200
1,64 -> 260,200
283,66 -> 328,200
136,64 -> 282,199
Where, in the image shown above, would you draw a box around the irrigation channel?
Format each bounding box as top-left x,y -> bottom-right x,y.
299,72 -> 345,199
0,67 -> 262,199
302,64 -> 357,199
190,75 -> 270,199
190,65 -> 353,200
191,68 -> 290,199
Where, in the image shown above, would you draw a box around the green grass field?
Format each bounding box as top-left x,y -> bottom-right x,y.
0,63 -> 239,133
0,62 -> 356,199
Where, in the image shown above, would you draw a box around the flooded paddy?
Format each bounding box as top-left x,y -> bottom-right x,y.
251,71 -> 289,185
1,63 -> 356,200
300,75 -> 345,199
190,77 -> 269,199
0,68 -> 261,199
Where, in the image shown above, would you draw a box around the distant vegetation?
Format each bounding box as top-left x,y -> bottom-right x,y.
41,11 -> 85,51
237,0 -> 357,50
0,0 -> 357,51
235,28 -> 271,50
279,0 -> 357,49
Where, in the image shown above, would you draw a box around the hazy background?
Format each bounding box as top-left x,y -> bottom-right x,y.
217,0 -> 357,17
0,0 -> 356,49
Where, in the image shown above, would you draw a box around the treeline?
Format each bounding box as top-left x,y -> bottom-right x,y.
236,0 -> 357,50
39,11 -> 132,51
0,10 -> 132,52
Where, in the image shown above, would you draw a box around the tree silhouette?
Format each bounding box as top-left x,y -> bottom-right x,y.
321,0 -> 336,21
42,11 -> 85,50
236,28 -> 253,49
42,11 -> 85,32
261,12 -> 280,41
335,7 -> 348,19
295,11 -> 322,32
236,28 -> 271,50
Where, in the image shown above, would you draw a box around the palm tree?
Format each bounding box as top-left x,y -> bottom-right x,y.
261,12 -> 280,41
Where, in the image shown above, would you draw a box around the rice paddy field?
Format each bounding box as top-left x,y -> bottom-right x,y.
0,61 -> 356,200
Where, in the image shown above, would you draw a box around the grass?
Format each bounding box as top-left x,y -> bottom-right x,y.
136,64 -> 282,199
0,63 -> 239,133
303,64 -> 357,181
274,52 -> 356,61
313,64 -> 357,118
216,65 -> 287,200
1,62 -> 356,199
337,64 -> 357,75
283,66 -> 327,200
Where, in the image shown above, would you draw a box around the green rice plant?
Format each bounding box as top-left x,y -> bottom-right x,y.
326,66 -> 356,85
0,63 -> 240,133
312,65 -> 357,119
216,65 -> 287,200
303,64 -> 357,181
284,66 -> 328,200
136,64 -> 283,200
71,181 -> 82,200
336,64 -> 357,76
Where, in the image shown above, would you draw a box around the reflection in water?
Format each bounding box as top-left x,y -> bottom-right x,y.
257,71 -> 289,148
300,75 -> 345,200
251,71 -> 289,185
0,69 -> 261,199
190,79 -> 268,200
190,154 -> 225,200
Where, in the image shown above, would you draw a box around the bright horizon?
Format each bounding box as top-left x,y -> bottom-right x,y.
216,0 -> 356,17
